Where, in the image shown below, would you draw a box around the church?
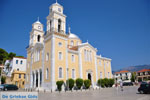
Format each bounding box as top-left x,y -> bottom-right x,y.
25,2 -> 112,91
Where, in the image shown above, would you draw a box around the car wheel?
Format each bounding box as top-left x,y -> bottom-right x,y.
4,88 -> 7,91
140,90 -> 144,94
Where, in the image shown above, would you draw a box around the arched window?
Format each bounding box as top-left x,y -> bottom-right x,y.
59,67 -> 63,78
46,68 -> 49,79
84,49 -> 87,61
37,35 -> 41,42
20,60 -> 23,64
58,19 -> 61,32
100,72 -> 103,78
58,52 -> 62,60
71,40 -> 74,46
50,20 -> 52,31
71,55 -> 75,62
46,53 -> 49,61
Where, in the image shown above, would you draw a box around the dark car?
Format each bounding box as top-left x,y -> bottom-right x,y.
138,83 -> 150,94
3,84 -> 18,91
123,82 -> 133,86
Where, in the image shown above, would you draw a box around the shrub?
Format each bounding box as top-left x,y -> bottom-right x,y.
97,79 -> 104,87
103,78 -> 109,87
84,79 -> 91,89
66,78 -> 75,90
56,80 -> 64,91
108,79 -> 115,87
97,78 -> 114,88
76,78 -> 83,89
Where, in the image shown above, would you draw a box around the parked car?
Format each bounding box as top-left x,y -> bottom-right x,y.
138,83 -> 150,94
123,82 -> 133,86
0,84 -> 5,91
2,84 -> 18,91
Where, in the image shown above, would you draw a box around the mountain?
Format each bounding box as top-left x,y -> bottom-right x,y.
114,64 -> 150,73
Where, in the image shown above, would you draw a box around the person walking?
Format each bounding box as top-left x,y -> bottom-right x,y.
120,81 -> 123,91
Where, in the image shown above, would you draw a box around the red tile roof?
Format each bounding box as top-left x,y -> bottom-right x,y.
115,70 -> 130,74
138,69 -> 150,73
14,57 -> 26,59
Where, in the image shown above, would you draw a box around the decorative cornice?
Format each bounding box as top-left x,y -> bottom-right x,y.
68,49 -> 79,54
78,42 -> 97,52
97,56 -> 112,61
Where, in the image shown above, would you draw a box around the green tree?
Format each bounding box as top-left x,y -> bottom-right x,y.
56,80 -> 64,91
1,76 -> 6,84
66,78 -> 75,90
131,72 -> 136,82
84,79 -> 91,89
8,52 -> 16,59
76,78 -> 83,89
0,48 -> 8,64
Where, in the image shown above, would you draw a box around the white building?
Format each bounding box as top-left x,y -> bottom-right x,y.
113,70 -> 132,83
4,57 -> 27,77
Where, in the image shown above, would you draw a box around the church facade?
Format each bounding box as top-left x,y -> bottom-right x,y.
25,2 -> 112,91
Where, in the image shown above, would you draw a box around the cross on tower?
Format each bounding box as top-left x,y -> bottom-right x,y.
37,17 -> 39,21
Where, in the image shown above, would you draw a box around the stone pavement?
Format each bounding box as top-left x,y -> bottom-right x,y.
38,86 -> 150,100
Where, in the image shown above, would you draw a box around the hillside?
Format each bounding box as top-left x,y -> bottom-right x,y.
114,64 -> 150,73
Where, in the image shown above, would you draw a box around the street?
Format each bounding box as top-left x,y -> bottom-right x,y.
38,86 -> 150,100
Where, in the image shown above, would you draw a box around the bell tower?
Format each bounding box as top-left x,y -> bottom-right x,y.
46,2 -> 66,34
29,18 -> 44,46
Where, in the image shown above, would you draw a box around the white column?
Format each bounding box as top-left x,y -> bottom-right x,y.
30,72 -> 33,88
79,48 -> 83,78
66,41 -> 68,80
94,54 -> 98,83
51,35 -> 55,91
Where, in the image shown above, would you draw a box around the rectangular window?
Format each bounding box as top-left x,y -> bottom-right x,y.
19,74 -> 21,78
24,74 -> 26,79
16,60 -> 18,64
72,69 -> 75,79
99,60 -> 101,66
108,72 -> 110,78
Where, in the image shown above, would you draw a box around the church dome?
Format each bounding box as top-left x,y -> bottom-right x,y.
68,33 -> 80,39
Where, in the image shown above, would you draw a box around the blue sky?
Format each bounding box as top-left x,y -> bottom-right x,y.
0,0 -> 150,71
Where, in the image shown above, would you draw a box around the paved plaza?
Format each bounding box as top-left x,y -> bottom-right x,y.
38,86 -> 150,100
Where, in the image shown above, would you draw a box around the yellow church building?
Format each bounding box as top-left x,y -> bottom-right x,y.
25,2 -> 112,91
